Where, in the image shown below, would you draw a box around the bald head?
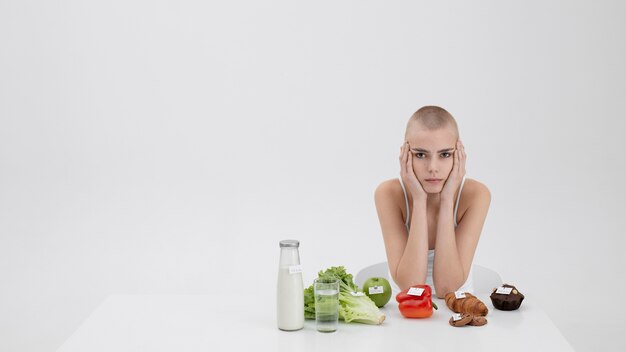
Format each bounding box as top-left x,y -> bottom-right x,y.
405,106 -> 459,139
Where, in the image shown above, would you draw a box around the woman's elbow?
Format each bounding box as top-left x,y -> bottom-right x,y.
434,289 -> 449,299
434,281 -> 463,299
394,274 -> 426,291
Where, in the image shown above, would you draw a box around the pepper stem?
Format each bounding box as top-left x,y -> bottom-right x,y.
432,301 -> 438,310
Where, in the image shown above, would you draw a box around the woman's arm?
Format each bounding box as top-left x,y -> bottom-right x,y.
432,184 -> 491,298
374,183 -> 429,290
395,200 -> 430,288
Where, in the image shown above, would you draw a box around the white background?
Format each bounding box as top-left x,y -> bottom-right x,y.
1,1 -> 625,351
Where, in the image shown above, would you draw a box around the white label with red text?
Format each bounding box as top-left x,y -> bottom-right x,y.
407,287 -> 425,296
368,286 -> 384,294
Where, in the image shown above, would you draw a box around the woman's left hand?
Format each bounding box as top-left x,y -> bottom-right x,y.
440,139 -> 466,202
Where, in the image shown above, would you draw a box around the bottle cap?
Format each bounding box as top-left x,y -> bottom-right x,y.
279,239 -> 300,248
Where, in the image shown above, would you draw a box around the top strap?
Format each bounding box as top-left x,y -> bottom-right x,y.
453,176 -> 467,227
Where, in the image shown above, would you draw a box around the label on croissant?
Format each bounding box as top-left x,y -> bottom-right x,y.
368,286 -> 384,294
454,291 -> 466,299
407,287 -> 425,296
452,313 -> 463,321
288,265 -> 302,274
496,286 -> 513,295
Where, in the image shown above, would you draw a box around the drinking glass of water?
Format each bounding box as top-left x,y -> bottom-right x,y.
313,278 -> 339,332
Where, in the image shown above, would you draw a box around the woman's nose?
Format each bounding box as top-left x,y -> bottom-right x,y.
428,159 -> 438,173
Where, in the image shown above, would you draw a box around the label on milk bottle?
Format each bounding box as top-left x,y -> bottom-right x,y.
496,286 -> 513,295
288,265 -> 302,274
368,286 -> 384,294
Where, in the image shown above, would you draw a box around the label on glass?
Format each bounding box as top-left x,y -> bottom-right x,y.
368,286 -> 384,295
350,291 -> 365,297
496,286 -> 513,295
288,265 -> 302,274
407,287 -> 425,296
455,291 -> 466,299
452,313 -> 462,322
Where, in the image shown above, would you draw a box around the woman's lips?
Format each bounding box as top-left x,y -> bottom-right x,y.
424,179 -> 442,184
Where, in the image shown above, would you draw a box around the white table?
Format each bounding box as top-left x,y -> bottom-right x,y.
57,292 -> 573,351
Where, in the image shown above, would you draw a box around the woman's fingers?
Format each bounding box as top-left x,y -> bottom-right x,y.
459,140 -> 466,175
453,141 -> 459,173
406,143 -> 413,172
399,142 -> 406,176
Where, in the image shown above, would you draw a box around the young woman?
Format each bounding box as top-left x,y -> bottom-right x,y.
374,106 -> 491,299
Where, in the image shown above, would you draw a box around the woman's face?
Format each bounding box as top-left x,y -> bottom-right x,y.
406,126 -> 458,194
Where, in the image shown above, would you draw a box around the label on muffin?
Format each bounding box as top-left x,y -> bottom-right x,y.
452,313 -> 462,321
408,287 -> 425,296
496,286 -> 513,295
454,291 -> 466,299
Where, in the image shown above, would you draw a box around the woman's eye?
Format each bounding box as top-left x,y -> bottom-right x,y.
441,152 -> 451,158
414,153 -> 425,158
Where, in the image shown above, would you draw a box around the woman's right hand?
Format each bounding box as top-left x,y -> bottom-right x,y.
400,141 -> 427,203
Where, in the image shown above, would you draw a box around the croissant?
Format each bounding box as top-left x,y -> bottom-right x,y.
444,292 -> 489,316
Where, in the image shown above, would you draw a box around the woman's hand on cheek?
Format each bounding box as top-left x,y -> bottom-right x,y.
400,141 -> 428,203
440,139 -> 466,202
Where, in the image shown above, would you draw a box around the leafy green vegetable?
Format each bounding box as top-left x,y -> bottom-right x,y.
303,266 -> 385,325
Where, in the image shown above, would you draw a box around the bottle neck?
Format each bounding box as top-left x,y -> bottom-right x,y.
279,247 -> 300,266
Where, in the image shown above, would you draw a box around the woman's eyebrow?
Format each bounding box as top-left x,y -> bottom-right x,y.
410,148 -> 455,153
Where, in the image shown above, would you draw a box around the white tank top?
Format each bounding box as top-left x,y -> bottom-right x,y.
388,175 -> 474,294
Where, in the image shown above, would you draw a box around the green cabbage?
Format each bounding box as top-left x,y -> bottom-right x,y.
303,266 -> 385,325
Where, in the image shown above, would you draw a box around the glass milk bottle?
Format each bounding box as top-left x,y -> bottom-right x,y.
277,239 -> 304,331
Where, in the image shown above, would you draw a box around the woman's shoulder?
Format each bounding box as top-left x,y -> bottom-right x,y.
456,178 -> 490,224
374,178 -> 405,207
374,178 -> 403,198
461,178 -> 491,205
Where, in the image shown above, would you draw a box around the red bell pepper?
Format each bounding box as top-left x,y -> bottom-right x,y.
396,284 -> 438,318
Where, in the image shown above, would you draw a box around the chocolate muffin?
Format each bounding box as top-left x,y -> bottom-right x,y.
490,284 -> 524,311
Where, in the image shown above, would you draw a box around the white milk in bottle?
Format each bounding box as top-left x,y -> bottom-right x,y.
277,239 -> 304,331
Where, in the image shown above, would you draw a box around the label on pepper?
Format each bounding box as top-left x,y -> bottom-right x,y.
368,286 -> 384,294
455,291 -> 466,299
288,265 -> 302,274
407,287 -> 425,296
452,313 -> 462,321
350,291 -> 365,297
496,286 -> 513,295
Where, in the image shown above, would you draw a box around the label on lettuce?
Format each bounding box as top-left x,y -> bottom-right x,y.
368,286 -> 384,295
350,291 -> 365,297
455,291 -> 466,299
496,286 -> 513,295
407,287 -> 425,296
288,265 -> 302,274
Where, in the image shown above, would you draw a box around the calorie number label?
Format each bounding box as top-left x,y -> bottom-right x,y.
455,291 -> 466,299
368,286 -> 384,295
350,291 -> 365,297
288,265 -> 302,274
407,287 -> 425,296
452,313 -> 463,321
496,286 -> 513,295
